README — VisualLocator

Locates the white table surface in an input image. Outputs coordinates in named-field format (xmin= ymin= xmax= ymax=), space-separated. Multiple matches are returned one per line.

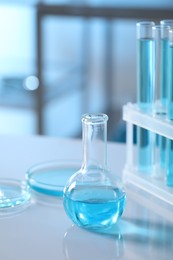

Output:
xmin=0 ymin=134 xmax=173 ymax=260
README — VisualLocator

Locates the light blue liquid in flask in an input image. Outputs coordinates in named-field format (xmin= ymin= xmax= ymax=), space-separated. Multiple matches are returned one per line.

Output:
xmin=63 ymin=114 xmax=126 ymax=230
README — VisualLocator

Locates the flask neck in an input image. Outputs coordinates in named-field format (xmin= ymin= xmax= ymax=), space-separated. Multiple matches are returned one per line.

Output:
xmin=81 ymin=114 xmax=108 ymax=170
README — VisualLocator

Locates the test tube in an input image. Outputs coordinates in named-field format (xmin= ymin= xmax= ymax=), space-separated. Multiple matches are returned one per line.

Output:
xmin=136 ymin=21 xmax=155 ymax=112
xmin=136 ymin=21 xmax=155 ymax=172
xmin=160 ymin=20 xmax=173 ymax=109
xmin=160 ymin=20 xmax=173 ymax=28
xmin=167 ymin=29 xmax=173 ymax=119
xmin=152 ymin=25 xmax=170 ymax=175
xmin=160 ymin=21 xmax=173 ymax=185
xmin=166 ymin=138 xmax=173 ymax=186
xmin=166 ymin=29 xmax=173 ymax=186
xmin=153 ymin=25 xmax=170 ymax=114
xmin=136 ymin=127 xmax=155 ymax=172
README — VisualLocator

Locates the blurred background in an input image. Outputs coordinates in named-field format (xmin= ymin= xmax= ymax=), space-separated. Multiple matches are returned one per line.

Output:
xmin=0 ymin=0 xmax=172 ymax=141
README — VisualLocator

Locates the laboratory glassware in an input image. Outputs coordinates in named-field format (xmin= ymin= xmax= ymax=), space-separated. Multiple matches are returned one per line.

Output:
xmin=136 ymin=21 xmax=155 ymax=172
xmin=136 ymin=21 xmax=155 ymax=112
xmin=167 ymin=28 xmax=173 ymax=120
xmin=152 ymin=25 xmax=170 ymax=174
xmin=63 ymin=113 xmax=126 ymax=231
xmin=26 ymin=160 xmax=81 ymax=197
xmin=153 ymin=25 xmax=170 ymax=114
xmin=160 ymin=20 xmax=173 ymax=115
xmin=166 ymin=28 xmax=173 ymax=186
xmin=0 ymin=178 xmax=30 ymax=216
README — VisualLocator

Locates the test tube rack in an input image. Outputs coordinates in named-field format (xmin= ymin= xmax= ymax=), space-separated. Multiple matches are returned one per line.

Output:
xmin=123 ymin=102 xmax=173 ymax=206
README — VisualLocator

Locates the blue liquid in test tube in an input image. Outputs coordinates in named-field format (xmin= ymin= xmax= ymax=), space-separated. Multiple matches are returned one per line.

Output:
xmin=137 ymin=38 xmax=154 ymax=111
xmin=160 ymin=20 xmax=173 ymax=110
xmin=166 ymin=29 xmax=173 ymax=186
xmin=161 ymin=38 xmax=170 ymax=108
xmin=153 ymin=25 xmax=170 ymax=172
xmin=166 ymin=139 xmax=173 ymax=186
xmin=137 ymin=126 xmax=154 ymax=172
xmin=136 ymin=21 xmax=155 ymax=172
xmin=159 ymin=37 xmax=169 ymax=170
xmin=160 ymin=21 xmax=173 ymax=180
xmin=159 ymin=136 xmax=166 ymax=170
xmin=168 ymin=41 xmax=173 ymax=119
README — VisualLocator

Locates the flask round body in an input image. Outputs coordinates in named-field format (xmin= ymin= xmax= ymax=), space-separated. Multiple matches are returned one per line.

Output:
xmin=63 ymin=114 xmax=126 ymax=230
xmin=63 ymin=169 xmax=126 ymax=230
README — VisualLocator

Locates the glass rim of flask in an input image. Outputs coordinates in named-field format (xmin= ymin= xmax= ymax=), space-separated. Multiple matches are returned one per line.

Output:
xmin=81 ymin=113 xmax=108 ymax=124
xmin=136 ymin=20 xmax=155 ymax=39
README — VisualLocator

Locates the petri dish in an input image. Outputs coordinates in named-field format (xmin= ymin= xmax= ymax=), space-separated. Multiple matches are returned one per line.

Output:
xmin=0 ymin=178 xmax=31 ymax=214
xmin=26 ymin=160 xmax=81 ymax=197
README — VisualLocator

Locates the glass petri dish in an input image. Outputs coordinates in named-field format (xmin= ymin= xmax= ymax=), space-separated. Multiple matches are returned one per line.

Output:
xmin=0 ymin=178 xmax=30 ymax=214
xmin=26 ymin=160 xmax=81 ymax=197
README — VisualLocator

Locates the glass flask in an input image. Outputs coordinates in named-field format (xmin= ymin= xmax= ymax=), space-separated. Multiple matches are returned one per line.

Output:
xmin=63 ymin=113 xmax=126 ymax=231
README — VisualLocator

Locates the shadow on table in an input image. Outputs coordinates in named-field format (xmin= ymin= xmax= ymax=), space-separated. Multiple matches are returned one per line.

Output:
xmin=63 ymin=217 xmax=173 ymax=259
